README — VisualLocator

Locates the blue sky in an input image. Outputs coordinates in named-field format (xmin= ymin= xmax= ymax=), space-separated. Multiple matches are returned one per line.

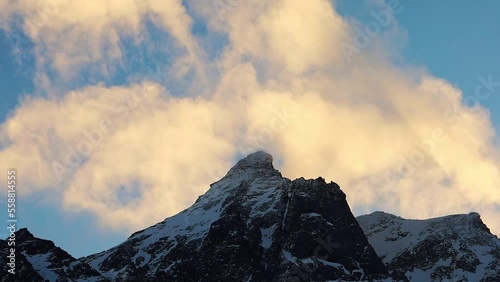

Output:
xmin=336 ymin=0 xmax=500 ymax=131
xmin=1 ymin=1 xmax=499 ymax=258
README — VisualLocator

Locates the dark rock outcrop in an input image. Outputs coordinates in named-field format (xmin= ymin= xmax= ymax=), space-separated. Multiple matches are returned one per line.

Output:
xmin=3 ymin=152 xmax=498 ymax=281
xmin=81 ymin=151 xmax=389 ymax=281
xmin=1 ymin=228 xmax=108 ymax=282
xmin=357 ymin=211 xmax=500 ymax=282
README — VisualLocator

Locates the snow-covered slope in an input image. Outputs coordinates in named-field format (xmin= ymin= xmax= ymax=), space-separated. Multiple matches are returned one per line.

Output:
xmin=357 ymin=211 xmax=500 ymax=282
xmin=0 ymin=228 xmax=107 ymax=282
xmin=4 ymin=151 xmax=499 ymax=281
xmin=80 ymin=151 xmax=388 ymax=281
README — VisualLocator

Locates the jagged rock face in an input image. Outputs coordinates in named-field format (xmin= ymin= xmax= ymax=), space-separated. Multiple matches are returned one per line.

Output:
xmin=1 ymin=235 xmax=45 ymax=282
xmin=357 ymin=211 xmax=500 ymax=282
xmin=82 ymin=151 xmax=389 ymax=281
xmin=0 ymin=228 xmax=107 ymax=282
xmin=5 ymin=152 xmax=499 ymax=281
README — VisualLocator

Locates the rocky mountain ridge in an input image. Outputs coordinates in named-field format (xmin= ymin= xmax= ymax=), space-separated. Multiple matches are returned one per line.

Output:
xmin=1 ymin=228 xmax=106 ymax=281
xmin=357 ymin=211 xmax=500 ymax=282
xmin=78 ymin=151 xmax=388 ymax=281
xmin=2 ymin=152 xmax=499 ymax=281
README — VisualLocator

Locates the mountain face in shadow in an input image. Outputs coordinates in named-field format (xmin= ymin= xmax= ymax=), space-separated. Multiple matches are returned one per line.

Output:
xmin=2 ymin=152 xmax=498 ymax=281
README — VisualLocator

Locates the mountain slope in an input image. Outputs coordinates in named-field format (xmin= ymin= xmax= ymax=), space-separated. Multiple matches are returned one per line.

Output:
xmin=4 ymin=151 xmax=499 ymax=281
xmin=357 ymin=211 xmax=500 ymax=282
xmin=1 ymin=228 xmax=107 ymax=282
xmin=80 ymin=151 xmax=388 ymax=281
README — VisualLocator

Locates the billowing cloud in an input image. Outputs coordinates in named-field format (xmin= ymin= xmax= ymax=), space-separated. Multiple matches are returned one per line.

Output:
xmin=0 ymin=0 xmax=499 ymax=235
xmin=0 ymin=0 xmax=205 ymax=93
xmin=0 ymin=81 xmax=239 ymax=230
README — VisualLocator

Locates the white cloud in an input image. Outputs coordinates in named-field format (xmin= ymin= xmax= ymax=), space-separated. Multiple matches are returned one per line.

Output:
xmin=0 ymin=0 xmax=499 ymax=236
xmin=1 ymin=82 xmax=236 ymax=229
xmin=0 ymin=0 xmax=205 ymax=93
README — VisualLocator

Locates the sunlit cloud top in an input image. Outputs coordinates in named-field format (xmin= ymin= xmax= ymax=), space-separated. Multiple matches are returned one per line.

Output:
xmin=0 ymin=0 xmax=499 ymax=237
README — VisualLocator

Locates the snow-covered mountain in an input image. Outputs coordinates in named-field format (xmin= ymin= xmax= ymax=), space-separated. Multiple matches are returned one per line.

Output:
xmin=2 ymin=151 xmax=499 ymax=281
xmin=357 ymin=211 xmax=500 ymax=282
xmin=0 ymin=228 xmax=107 ymax=282
xmin=80 ymin=151 xmax=388 ymax=281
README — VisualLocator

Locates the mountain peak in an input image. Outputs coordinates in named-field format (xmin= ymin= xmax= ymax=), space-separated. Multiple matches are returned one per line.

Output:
xmin=232 ymin=150 xmax=273 ymax=169
xmin=82 ymin=151 xmax=389 ymax=281
xmin=358 ymin=211 xmax=500 ymax=281
xmin=15 ymin=227 xmax=34 ymax=240
xmin=467 ymin=211 xmax=491 ymax=233
xmin=8 ymin=152 xmax=500 ymax=281
xmin=225 ymin=151 xmax=280 ymax=179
